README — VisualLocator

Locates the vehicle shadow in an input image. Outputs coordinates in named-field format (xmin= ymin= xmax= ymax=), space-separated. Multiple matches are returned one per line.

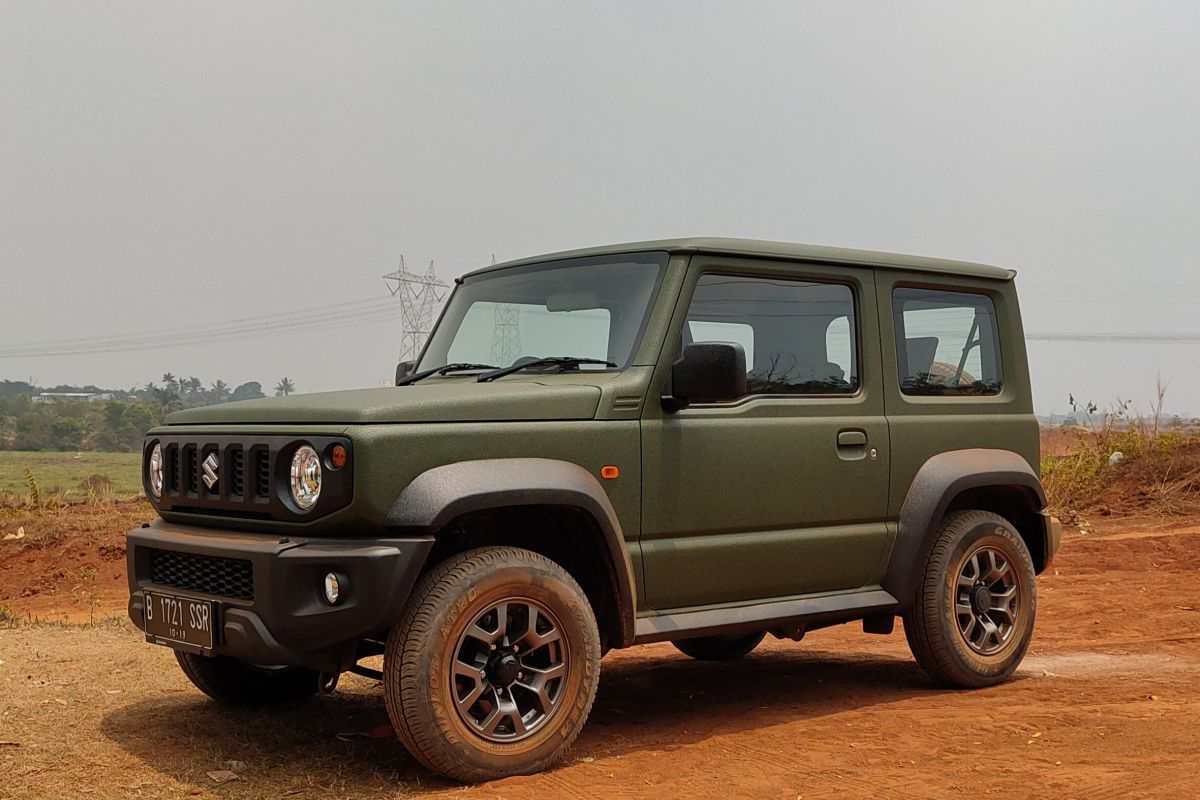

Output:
xmin=99 ymin=644 xmax=946 ymax=794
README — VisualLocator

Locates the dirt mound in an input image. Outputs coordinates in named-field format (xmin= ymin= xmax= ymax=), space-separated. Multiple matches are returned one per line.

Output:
xmin=78 ymin=473 xmax=115 ymax=494
xmin=1041 ymin=428 xmax=1200 ymax=519
xmin=1096 ymin=439 xmax=1200 ymax=516
xmin=0 ymin=499 xmax=151 ymax=620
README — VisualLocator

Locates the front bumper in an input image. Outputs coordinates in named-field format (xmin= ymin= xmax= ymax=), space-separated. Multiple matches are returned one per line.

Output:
xmin=127 ymin=520 xmax=433 ymax=672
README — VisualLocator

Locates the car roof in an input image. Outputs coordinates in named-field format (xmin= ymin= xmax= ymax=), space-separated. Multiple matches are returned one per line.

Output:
xmin=463 ymin=237 xmax=1015 ymax=281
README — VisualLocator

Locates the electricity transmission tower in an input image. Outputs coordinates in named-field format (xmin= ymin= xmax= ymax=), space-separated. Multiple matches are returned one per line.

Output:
xmin=382 ymin=256 xmax=449 ymax=362
xmin=488 ymin=253 xmax=522 ymax=366
xmin=491 ymin=303 xmax=522 ymax=366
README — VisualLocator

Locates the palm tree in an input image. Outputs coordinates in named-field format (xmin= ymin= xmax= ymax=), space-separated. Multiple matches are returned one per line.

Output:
xmin=184 ymin=376 xmax=203 ymax=401
xmin=153 ymin=386 xmax=180 ymax=412
xmin=210 ymin=380 xmax=230 ymax=403
xmin=161 ymin=373 xmax=178 ymax=394
xmin=274 ymin=377 xmax=295 ymax=397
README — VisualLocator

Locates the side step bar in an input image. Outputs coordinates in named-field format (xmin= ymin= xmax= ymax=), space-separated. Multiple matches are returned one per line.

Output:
xmin=632 ymin=589 xmax=899 ymax=645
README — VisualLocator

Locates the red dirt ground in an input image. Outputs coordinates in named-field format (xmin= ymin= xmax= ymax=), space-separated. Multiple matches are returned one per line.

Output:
xmin=3 ymin=508 xmax=1200 ymax=799
xmin=0 ymin=500 xmax=151 ymax=621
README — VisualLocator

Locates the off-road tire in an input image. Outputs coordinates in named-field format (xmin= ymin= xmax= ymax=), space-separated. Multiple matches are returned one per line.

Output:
xmin=904 ymin=510 xmax=1037 ymax=688
xmin=672 ymin=631 xmax=765 ymax=661
xmin=175 ymin=652 xmax=321 ymax=705
xmin=384 ymin=547 xmax=601 ymax=782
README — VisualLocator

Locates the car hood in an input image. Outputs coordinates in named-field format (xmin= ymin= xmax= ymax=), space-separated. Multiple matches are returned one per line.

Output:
xmin=163 ymin=379 xmax=603 ymax=426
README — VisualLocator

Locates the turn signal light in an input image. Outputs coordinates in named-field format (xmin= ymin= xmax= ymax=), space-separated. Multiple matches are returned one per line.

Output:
xmin=329 ymin=444 xmax=348 ymax=470
xmin=600 ymin=465 xmax=620 ymax=480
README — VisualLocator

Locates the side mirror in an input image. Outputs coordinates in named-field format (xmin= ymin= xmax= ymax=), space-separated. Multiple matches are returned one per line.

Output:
xmin=395 ymin=360 xmax=416 ymax=386
xmin=663 ymin=342 xmax=747 ymax=412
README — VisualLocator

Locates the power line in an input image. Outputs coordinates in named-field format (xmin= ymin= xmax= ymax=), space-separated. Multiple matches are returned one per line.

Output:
xmin=0 ymin=296 xmax=393 ymax=353
xmin=0 ymin=299 xmax=398 ymax=358
xmin=5 ymin=288 xmax=1200 ymax=360
xmin=1026 ymin=332 xmax=1200 ymax=344
xmin=0 ymin=313 xmax=399 ymax=358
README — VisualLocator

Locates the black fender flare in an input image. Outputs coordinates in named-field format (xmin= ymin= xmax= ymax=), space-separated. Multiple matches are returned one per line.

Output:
xmin=884 ymin=448 xmax=1047 ymax=609
xmin=385 ymin=458 xmax=637 ymax=647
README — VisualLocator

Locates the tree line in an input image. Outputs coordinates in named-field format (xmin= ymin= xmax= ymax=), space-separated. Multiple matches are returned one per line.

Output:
xmin=0 ymin=375 xmax=297 ymax=452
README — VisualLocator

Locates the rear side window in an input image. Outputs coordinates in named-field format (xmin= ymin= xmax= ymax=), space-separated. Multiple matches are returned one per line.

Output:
xmin=892 ymin=288 xmax=1003 ymax=396
xmin=684 ymin=274 xmax=858 ymax=395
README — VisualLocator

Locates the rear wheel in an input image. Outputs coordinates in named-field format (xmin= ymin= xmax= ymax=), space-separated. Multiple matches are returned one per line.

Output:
xmin=174 ymin=652 xmax=320 ymax=705
xmin=904 ymin=510 xmax=1037 ymax=688
xmin=672 ymin=631 xmax=765 ymax=661
xmin=384 ymin=547 xmax=601 ymax=782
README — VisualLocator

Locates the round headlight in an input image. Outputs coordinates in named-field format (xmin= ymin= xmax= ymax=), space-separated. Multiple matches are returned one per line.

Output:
xmin=289 ymin=444 xmax=322 ymax=510
xmin=147 ymin=442 xmax=163 ymax=499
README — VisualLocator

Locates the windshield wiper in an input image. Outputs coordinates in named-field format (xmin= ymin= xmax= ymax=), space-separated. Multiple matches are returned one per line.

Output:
xmin=397 ymin=362 xmax=498 ymax=386
xmin=476 ymin=356 xmax=616 ymax=383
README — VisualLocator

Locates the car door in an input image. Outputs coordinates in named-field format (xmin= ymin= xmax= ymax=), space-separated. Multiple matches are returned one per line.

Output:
xmin=639 ymin=255 xmax=892 ymax=610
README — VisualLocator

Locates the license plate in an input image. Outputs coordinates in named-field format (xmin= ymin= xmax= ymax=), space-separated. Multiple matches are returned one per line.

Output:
xmin=144 ymin=591 xmax=216 ymax=650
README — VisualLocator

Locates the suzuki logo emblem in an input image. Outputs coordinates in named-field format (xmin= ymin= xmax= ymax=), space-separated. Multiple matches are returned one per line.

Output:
xmin=201 ymin=452 xmax=219 ymax=490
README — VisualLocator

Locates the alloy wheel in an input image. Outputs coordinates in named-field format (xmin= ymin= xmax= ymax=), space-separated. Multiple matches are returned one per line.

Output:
xmin=449 ymin=598 xmax=569 ymax=743
xmin=954 ymin=545 xmax=1021 ymax=655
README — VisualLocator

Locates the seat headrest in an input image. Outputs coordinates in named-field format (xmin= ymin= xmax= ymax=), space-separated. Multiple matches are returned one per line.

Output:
xmin=906 ymin=337 xmax=939 ymax=378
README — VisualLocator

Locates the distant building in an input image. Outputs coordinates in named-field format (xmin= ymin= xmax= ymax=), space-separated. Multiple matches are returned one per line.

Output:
xmin=31 ymin=391 xmax=114 ymax=404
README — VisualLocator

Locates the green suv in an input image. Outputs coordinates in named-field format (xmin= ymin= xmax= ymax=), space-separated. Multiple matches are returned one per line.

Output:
xmin=128 ymin=238 xmax=1061 ymax=781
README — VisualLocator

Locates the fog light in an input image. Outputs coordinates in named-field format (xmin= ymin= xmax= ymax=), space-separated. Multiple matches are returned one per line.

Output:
xmin=323 ymin=572 xmax=342 ymax=605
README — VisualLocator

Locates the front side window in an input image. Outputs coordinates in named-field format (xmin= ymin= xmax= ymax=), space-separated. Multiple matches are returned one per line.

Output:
xmin=892 ymin=287 xmax=1003 ymax=396
xmin=683 ymin=273 xmax=859 ymax=396
xmin=419 ymin=252 xmax=668 ymax=372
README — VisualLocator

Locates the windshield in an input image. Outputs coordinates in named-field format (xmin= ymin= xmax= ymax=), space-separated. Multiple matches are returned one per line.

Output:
xmin=417 ymin=252 xmax=668 ymax=373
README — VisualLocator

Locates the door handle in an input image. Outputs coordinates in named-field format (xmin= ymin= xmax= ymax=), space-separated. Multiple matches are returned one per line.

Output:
xmin=837 ymin=430 xmax=867 ymax=448
xmin=837 ymin=429 xmax=869 ymax=461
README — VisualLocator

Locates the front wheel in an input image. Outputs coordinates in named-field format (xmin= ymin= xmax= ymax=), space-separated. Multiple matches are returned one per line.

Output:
xmin=384 ymin=547 xmax=601 ymax=782
xmin=174 ymin=652 xmax=320 ymax=705
xmin=903 ymin=510 xmax=1038 ymax=688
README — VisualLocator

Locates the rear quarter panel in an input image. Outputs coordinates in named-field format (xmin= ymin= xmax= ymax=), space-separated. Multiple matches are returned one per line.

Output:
xmin=875 ymin=270 xmax=1040 ymax=521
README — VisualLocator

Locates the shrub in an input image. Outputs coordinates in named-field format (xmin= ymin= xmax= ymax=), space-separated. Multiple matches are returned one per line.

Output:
xmin=1042 ymin=382 xmax=1200 ymax=517
xmin=23 ymin=467 xmax=42 ymax=508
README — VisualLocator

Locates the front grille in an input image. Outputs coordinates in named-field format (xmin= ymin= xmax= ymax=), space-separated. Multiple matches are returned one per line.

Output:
xmin=164 ymin=445 xmax=179 ymax=494
xmin=149 ymin=548 xmax=254 ymax=600
xmin=159 ymin=440 xmax=275 ymax=510
xmin=254 ymin=449 xmax=271 ymax=500
xmin=229 ymin=449 xmax=245 ymax=498
xmin=183 ymin=445 xmax=199 ymax=495
xmin=149 ymin=434 xmax=351 ymax=521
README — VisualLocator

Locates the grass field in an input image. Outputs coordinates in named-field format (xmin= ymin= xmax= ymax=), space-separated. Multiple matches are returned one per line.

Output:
xmin=0 ymin=450 xmax=142 ymax=497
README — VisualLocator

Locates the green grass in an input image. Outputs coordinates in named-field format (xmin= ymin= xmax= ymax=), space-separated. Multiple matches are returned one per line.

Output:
xmin=0 ymin=451 xmax=142 ymax=497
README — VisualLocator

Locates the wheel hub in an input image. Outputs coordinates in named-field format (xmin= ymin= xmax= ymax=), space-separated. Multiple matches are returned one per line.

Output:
xmin=969 ymin=585 xmax=993 ymax=615
xmin=488 ymin=652 xmax=521 ymax=686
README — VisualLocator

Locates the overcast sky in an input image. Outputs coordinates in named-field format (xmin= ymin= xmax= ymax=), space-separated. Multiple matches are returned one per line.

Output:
xmin=2 ymin=2 xmax=1199 ymax=415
